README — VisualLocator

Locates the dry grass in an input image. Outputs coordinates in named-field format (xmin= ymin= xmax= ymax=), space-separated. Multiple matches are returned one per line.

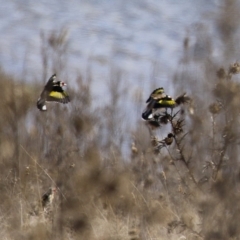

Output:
xmin=2 ymin=3 xmax=240 ymax=239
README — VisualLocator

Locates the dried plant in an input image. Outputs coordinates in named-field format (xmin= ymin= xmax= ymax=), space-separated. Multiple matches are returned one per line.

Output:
xmin=3 ymin=4 xmax=240 ymax=239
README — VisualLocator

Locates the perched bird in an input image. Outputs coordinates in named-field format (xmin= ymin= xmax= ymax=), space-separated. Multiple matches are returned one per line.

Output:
xmin=161 ymin=133 xmax=175 ymax=146
xmin=146 ymin=87 xmax=166 ymax=103
xmin=156 ymin=133 xmax=175 ymax=150
xmin=37 ymin=74 xmax=70 ymax=111
xmin=41 ymin=187 xmax=58 ymax=223
xmin=42 ymin=187 xmax=57 ymax=209
xmin=142 ymin=95 xmax=176 ymax=120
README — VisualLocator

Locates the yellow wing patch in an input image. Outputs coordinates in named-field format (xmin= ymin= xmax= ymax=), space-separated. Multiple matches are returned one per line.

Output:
xmin=49 ymin=91 xmax=66 ymax=99
xmin=159 ymin=99 xmax=175 ymax=106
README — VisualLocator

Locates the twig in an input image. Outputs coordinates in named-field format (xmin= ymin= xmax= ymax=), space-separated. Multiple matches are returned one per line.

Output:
xmin=20 ymin=144 xmax=66 ymax=200
xmin=178 ymin=132 xmax=189 ymax=143
xmin=212 ymin=142 xmax=228 ymax=181
xmin=130 ymin=181 xmax=149 ymax=210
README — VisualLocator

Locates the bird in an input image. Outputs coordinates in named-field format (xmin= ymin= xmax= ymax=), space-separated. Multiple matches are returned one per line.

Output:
xmin=162 ymin=133 xmax=175 ymax=146
xmin=42 ymin=187 xmax=57 ymax=209
xmin=142 ymin=87 xmax=165 ymax=120
xmin=41 ymin=187 xmax=58 ymax=223
xmin=37 ymin=74 xmax=70 ymax=111
xmin=145 ymin=87 xmax=166 ymax=103
xmin=142 ymin=95 xmax=176 ymax=120
xmin=156 ymin=133 xmax=175 ymax=150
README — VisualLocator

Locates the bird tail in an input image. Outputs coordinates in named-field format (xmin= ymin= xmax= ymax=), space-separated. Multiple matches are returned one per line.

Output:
xmin=142 ymin=99 xmax=157 ymax=120
xmin=37 ymin=98 xmax=47 ymax=111
xmin=142 ymin=108 xmax=153 ymax=120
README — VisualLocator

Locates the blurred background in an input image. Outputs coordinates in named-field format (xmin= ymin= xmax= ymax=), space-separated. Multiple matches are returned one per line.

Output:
xmin=1 ymin=0 xmax=240 ymax=239
xmin=1 ymin=0 xmax=217 ymax=87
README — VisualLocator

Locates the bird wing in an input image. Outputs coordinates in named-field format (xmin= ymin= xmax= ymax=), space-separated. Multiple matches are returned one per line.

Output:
xmin=142 ymin=99 xmax=157 ymax=120
xmin=44 ymin=74 xmax=57 ymax=89
xmin=151 ymin=92 xmax=166 ymax=100
xmin=47 ymin=91 xmax=70 ymax=103
xmin=146 ymin=88 xmax=165 ymax=103
xmin=37 ymin=98 xmax=47 ymax=111
xmin=154 ymin=97 xmax=176 ymax=108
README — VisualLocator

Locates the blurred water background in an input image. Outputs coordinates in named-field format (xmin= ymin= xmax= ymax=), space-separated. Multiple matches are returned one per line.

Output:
xmin=0 ymin=0 xmax=218 ymax=89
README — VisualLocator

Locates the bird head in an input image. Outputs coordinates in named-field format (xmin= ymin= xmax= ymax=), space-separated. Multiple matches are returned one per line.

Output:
xmin=60 ymin=81 xmax=67 ymax=87
xmin=167 ymin=133 xmax=174 ymax=138
xmin=53 ymin=81 xmax=67 ymax=87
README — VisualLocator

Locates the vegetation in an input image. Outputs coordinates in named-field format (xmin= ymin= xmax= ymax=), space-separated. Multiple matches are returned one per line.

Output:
xmin=2 ymin=2 xmax=240 ymax=239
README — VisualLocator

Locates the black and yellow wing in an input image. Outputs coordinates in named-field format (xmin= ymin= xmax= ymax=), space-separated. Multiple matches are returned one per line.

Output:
xmin=47 ymin=86 xmax=70 ymax=104
xmin=154 ymin=96 xmax=176 ymax=109
xmin=37 ymin=75 xmax=70 ymax=111
xmin=146 ymin=87 xmax=165 ymax=103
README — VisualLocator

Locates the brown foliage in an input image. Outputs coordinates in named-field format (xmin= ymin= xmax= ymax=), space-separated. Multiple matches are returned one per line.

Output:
xmin=3 ymin=6 xmax=240 ymax=238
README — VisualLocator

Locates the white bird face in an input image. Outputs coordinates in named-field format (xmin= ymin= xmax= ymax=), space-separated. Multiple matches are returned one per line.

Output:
xmin=60 ymin=81 xmax=67 ymax=87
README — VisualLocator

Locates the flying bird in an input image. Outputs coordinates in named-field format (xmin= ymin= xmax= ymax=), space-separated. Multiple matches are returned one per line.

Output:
xmin=142 ymin=95 xmax=176 ymax=120
xmin=37 ymin=74 xmax=70 ymax=111
xmin=145 ymin=87 xmax=166 ymax=103
xmin=142 ymin=87 xmax=166 ymax=120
